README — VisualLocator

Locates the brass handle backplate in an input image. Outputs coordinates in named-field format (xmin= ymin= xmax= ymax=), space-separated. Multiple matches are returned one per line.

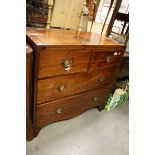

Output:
xmin=106 ymin=56 xmax=111 ymax=63
xmin=57 ymin=84 xmax=66 ymax=92
xmin=56 ymin=108 xmax=62 ymax=114
xmin=62 ymin=58 xmax=73 ymax=71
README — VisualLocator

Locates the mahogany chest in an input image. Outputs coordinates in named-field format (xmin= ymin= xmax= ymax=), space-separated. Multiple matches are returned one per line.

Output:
xmin=26 ymin=27 xmax=125 ymax=140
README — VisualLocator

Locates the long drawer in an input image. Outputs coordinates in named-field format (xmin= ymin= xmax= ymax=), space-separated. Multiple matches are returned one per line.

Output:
xmin=38 ymin=48 xmax=91 ymax=78
xmin=36 ymin=86 xmax=111 ymax=127
xmin=37 ymin=65 xmax=119 ymax=104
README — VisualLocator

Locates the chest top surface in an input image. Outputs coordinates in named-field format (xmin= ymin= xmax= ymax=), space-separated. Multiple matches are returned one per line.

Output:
xmin=26 ymin=27 xmax=124 ymax=48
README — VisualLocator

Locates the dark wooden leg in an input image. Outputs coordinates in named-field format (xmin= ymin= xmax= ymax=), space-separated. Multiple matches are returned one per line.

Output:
xmin=97 ymin=105 xmax=104 ymax=112
xmin=33 ymin=127 xmax=41 ymax=138
xmin=26 ymin=126 xmax=34 ymax=141
xmin=26 ymin=126 xmax=41 ymax=141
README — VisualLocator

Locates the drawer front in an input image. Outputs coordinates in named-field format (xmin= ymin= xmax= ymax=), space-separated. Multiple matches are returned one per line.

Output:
xmin=37 ymin=65 xmax=119 ymax=104
xmin=36 ymin=86 xmax=111 ymax=127
xmin=90 ymin=50 xmax=124 ymax=71
xmin=38 ymin=48 xmax=90 ymax=78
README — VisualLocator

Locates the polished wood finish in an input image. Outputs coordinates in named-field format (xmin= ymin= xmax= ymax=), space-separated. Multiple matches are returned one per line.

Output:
xmin=26 ymin=27 xmax=124 ymax=47
xmin=38 ymin=48 xmax=90 ymax=78
xmin=26 ymin=43 xmax=33 ymax=140
xmin=36 ymin=86 xmax=111 ymax=128
xmin=26 ymin=27 xmax=125 ymax=140
xmin=37 ymin=65 xmax=119 ymax=104
xmin=90 ymin=50 xmax=124 ymax=71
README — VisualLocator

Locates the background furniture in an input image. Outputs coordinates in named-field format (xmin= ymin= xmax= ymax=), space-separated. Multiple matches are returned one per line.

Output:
xmin=46 ymin=0 xmax=88 ymax=31
xmin=108 ymin=12 xmax=129 ymax=45
xmin=26 ymin=0 xmax=48 ymax=27
xmin=26 ymin=27 xmax=125 ymax=140
xmin=87 ymin=0 xmax=101 ymax=31
xmin=106 ymin=0 xmax=129 ymax=45
xmin=50 ymin=0 xmax=84 ymax=29
xmin=26 ymin=0 xmax=88 ymax=30
xmin=86 ymin=0 xmax=101 ymax=21
xmin=105 ymin=0 xmax=129 ymax=82
xmin=101 ymin=0 xmax=114 ymax=35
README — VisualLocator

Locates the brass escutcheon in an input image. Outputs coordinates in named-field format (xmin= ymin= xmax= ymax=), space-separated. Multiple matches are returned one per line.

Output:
xmin=106 ymin=56 xmax=111 ymax=62
xmin=57 ymin=85 xmax=66 ymax=92
xmin=99 ymin=76 xmax=105 ymax=82
xmin=56 ymin=108 xmax=62 ymax=114
xmin=62 ymin=58 xmax=73 ymax=68
xmin=93 ymin=96 xmax=98 ymax=102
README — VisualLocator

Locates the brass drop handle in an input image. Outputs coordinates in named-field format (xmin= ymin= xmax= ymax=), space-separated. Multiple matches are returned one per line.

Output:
xmin=106 ymin=56 xmax=111 ymax=62
xmin=56 ymin=108 xmax=62 ymax=114
xmin=57 ymin=85 xmax=66 ymax=92
xmin=99 ymin=76 xmax=105 ymax=82
xmin=93 ymin=96 xmax=98 ymax=102
xmin=62 ymin=59 xmax=73 ymax=68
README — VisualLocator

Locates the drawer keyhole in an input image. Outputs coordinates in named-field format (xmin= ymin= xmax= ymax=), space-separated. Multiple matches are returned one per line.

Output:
xmin=56 ymin=108 xmax=62 ymax=114
xmin=106 ymin=56 xmax=112 ymax=63
xmin=99 ymin=76 xmax=105 ymax=82
xmin=57 ymin=85 xmax=66 ymax=92
xmin=93 ymin=96 xmax=98 ymax=102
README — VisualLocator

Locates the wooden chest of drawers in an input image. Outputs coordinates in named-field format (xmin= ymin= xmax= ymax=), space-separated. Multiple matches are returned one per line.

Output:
xmin=26 ymin=27 xmax=125 ymax=140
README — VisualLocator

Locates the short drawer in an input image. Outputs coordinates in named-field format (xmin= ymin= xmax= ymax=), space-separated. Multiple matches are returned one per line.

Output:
xmin=36 ymin=86 xmax=111 ymax=127
xmin=37 ymin=65 xmax=119 ymax=104
xmin=38 ymin=48 xmax=90 ymax=78
xmin=90 ymin=50 xmax=124 ymax=71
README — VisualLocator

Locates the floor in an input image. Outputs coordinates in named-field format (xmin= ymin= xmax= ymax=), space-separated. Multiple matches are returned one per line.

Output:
xmin=27 ymin=102 xmax=129 ymax=155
